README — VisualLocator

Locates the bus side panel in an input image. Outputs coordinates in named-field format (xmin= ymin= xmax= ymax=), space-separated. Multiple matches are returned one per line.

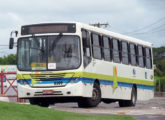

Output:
xmin=137 ymin=89 xmax=154 ymax=101
xmin=84 ymin=59 xmax=154 ymax=101
xmin=98 ymin=61 xmax=132 ymax=100
xmin=84 ymin=60 xmax=132 ymax=100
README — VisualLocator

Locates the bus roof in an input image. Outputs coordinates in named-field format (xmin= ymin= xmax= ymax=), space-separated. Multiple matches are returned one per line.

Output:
xmin=75 ymin=22 xmax=152 ymax=47
xmin=20 ymin=21 xmax=152 ymax=47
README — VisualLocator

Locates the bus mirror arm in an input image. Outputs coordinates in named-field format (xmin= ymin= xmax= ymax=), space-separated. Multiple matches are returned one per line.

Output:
xmin=9 ymin=31 xmax=18 ymax=49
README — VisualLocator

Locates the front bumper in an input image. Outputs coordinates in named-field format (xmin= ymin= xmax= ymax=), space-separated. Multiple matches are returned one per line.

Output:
xmin=17 ymin=81 xmax=92 ymax=98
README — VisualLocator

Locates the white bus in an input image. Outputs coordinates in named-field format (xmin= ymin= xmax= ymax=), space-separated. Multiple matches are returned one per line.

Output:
xmin=9 ymin=22 xmax=154 ymax=107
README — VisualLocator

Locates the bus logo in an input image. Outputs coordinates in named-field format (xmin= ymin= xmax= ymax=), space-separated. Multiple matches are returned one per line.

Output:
xmin=133 ymin=68 xmax=136 ymax=75
xmin=145 ymin=72 xmax=147 ymax=79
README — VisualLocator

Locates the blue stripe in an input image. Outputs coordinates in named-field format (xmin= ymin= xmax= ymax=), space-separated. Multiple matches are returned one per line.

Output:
xmin=118 ymin=82 xmax=133 ymax=88
xmin=17 ymin=77 xmax=154 ymax=90
xmin=137 ymin=84 xmax=154 ymax=90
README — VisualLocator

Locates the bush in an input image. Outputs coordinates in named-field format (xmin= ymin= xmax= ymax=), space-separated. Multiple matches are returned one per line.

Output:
xmin=155 ymin=76 xmax=165 ymax=92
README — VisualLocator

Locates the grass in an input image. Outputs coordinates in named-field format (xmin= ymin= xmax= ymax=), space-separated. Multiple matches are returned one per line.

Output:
xmin=0 ymin=101 xmax=136 ymax=120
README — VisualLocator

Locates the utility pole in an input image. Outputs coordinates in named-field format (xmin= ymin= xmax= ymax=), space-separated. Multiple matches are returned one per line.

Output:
xmin=90 ymin=22 xmax=109 ymax=28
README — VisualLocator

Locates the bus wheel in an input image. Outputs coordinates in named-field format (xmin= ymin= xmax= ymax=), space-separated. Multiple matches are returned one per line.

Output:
xmin=38 ymin=102 xmax=49 ymax=107
xmin=119 ymin=87 xmax=137 ymax=107
xmin=29 ymin=99 xmax=49 ymax=107
xmin=78 ymin=83 xmax=101 ymax=108
xmin=29 ymin=99 xmax=37 ymax=105
xmin=129 ymin=87 xmax=137 ymax=106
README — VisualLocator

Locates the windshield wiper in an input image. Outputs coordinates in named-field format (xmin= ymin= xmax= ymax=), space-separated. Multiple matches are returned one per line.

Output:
xmin=52 ymin=33 xmax=63 ymax=50
xmin=30 ymin=36 xmax=46 ymax=53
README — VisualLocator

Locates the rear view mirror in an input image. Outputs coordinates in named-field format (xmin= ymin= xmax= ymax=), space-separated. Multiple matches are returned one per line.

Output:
xmin=9 ymin=38 xmax=14 ymax=49
xmin=9 ymin=30 xmax=18 ymax=49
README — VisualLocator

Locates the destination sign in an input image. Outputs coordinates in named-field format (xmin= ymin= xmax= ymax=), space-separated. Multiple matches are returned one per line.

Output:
xmin=21 ymin=23 xmax=76 ymax=35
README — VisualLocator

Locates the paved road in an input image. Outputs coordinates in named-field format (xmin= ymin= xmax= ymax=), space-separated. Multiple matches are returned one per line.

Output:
xmin=1 ymin=86 xmax=165 ymax=120
xmin=50 ymin=97 xmax=165 ymax=120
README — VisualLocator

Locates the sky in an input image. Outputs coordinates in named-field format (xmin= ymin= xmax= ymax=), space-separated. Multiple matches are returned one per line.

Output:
xmin=0 ymin=0 xmax=165 ymax=56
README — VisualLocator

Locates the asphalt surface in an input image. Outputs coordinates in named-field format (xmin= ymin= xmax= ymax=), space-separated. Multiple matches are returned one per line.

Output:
xmin=1 ymin=86 xmax=165 ymax=120
xmin=50 ymin=97 xmax=165 ymax=120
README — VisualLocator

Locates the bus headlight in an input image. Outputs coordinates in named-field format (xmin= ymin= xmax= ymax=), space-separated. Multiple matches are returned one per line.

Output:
xmin=75 ymin=77 xmax=79 ymax=81
xmin=24 ymin=81 xmax=28 ymax=85
xmin=19 ymin=79 xmax=24 ymax=84
xmin=70 ymin=77 xmax=79 ymax=83
xmin=18 ymin=79 xmax=29 ymax=85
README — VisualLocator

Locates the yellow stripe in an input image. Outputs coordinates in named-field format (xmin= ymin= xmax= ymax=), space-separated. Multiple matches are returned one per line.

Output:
xmin=17 ymin=72 xmax=154 ymax=86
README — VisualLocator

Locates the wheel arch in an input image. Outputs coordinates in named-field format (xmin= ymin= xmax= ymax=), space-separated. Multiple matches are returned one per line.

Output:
xmin=132 ymin=84 xmax=137 ymax=99
xmin=93 ymin=79 xmax=100 ymax=87
xmin=93 ymin=79 xmax=102 ymax=97
xmin=132 ymin=84 xmax=137 ymax=93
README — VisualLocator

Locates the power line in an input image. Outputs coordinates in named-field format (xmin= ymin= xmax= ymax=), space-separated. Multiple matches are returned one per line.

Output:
xmin=130 ymin=24 xmax=165 ymax=35
xmin=123 ymin=17 xmax=165 ymax=35
xmin=131 ymin=28 xmax=165 ymax=35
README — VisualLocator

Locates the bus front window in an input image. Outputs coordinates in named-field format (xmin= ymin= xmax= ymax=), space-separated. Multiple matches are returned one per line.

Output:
xmin=17 ymin=36 xmax=81 ymax=71
xmin=48 ymin=36 xmax=81 ymax=70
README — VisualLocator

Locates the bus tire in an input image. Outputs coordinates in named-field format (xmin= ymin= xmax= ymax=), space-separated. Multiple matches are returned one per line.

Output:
xmin=38 ymin=102 xmax=49 ymax=107
xmin=118 ymin=100 xmax=127 ymax=107
xmin=128 ymin=87 xmax=137 ymax=106
xmin=78 ymin=83 xmax=101 ymax=108
xmin=119 ymin=87 xmax=137 ymax=107
xmin=29 ymin=99 xmax=49 ymax=107
xmin=29 ymin=99 xmax=37 ymax=105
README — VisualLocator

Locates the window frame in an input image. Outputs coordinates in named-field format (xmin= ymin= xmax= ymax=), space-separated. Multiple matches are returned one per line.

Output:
xmin=129 ymin=43 xmax=137 ymax=66
xmin=137 ymin=45 xmax=145 ymax=68
xmin=91 ymin=33 xmax=102 ymax=60
xmin=112 ymin=38 xmax=121 ymax=63
xmin=145 ymin=47 xmax=152 ymax=69
xmin=82 ymin=29 xmax=92 ymax=68
xmin=121 ymin=41 xmax=129 ymax=65
xmin=102 ymin=36 xmax=112 ymax=61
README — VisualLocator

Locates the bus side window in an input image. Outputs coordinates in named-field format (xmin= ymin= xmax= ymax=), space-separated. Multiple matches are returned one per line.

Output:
xmin=142 ymin=47 xmax=146 ymax=67
xmin=130 ymin=43 xmax=137 ymax=66
xmin=121 ymin=41 xmax=129 ymax=65
xmin=103 ymin=36 xmax=111 ymax=61
xmin=91 ymin=33 xmax=102 ymax=59
xmin=112 ymin=38 xmax=120 ymax=63
xmin=150 ymin=48 xmax=153 ymax=69
xmin=138 ymin=45 xmax=144 ymax=67
xmin=145 ymin=47 xmax=152 ymax=69
xmin=82 ymin=30 xmax=92 ymax=67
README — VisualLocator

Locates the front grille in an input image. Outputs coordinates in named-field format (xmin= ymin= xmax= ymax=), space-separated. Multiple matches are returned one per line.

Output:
xmin=30 ymin=72 xmax=75 ymax=87
xmin=34 ymin=91 xmax=63 ymax=96
xmin=30 ymin=72 xmax=74 ymax=80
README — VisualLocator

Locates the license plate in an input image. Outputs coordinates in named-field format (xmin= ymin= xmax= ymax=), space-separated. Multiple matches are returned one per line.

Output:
xmin=42 ymin=90 xmax=54 ymax=94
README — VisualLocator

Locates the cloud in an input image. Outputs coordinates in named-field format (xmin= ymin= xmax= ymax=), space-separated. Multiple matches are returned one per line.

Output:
xmin=0 ymin=0 xmax=164 ymax=51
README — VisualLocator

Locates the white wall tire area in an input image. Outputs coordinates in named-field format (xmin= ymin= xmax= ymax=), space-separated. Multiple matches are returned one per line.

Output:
xmin=77 ymin=82 xmax=101 ymax=108
xmin=119 ymin=87 xmax=137 ymax=107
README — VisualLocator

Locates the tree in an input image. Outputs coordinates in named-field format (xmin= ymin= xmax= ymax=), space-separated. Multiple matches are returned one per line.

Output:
xmin=160 ymin=59 xmax=165 ymax=76
xmin=0 ymin=54 xmax=16 ymax=65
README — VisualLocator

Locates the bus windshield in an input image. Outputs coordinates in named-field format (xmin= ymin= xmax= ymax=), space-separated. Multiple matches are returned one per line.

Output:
xmin=17 ymin=35 xmax=81 ymax=71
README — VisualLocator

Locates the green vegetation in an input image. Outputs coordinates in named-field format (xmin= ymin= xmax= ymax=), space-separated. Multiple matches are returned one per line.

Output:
xmin=0 ymin=54 xmax=16 ymax=65
xmin=0 ymin=102 xmax=136 ymax=120
xmin=154 ymin=76 xmax=165 ymax=92
xmin=153 ymin=47 xmax=165 ymax=92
